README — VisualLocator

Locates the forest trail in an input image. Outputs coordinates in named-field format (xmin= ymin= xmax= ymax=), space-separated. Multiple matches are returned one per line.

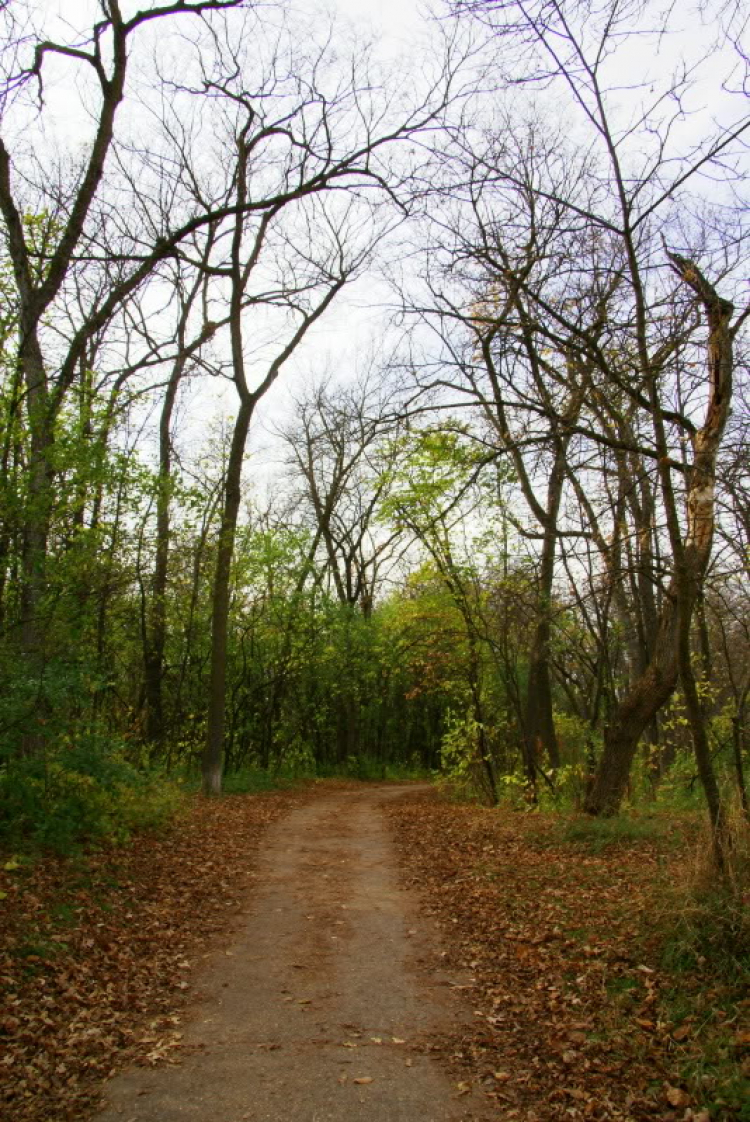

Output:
xmin=93 ymin=785 xmax=491 ymax=1122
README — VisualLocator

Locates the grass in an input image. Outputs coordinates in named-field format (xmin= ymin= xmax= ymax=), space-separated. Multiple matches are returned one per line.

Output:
xmin=551 ymin=811 xmax=689 ymax=853
xmin=551 ymin=803 xmax=750 ymax=1116
xmin=654 ymin=805 xmax=750 ymax=1118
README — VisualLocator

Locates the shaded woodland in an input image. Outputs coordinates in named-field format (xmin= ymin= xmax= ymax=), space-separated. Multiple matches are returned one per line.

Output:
xmin=0 ymin=0 xmax=747 ymax=866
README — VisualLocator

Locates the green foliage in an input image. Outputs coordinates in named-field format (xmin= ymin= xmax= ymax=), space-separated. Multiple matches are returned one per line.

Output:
xmin=440 ymin=711 xmax=481 ymax=780
xmin=219 ymin=766 xmax=303 ymax=795
xmin=536 ymin=763 xmax=590 ymax=811
xmin=0 ymin=735 xmax=185 ymax=854
xmin=438 ymin=711 xmax=500 ymax=804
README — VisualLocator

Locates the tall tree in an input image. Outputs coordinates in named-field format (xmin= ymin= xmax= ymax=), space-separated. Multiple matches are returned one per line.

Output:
xmin=440 ymin=0 xmax=750 ymax=833
xmin=0 ymin=0 xmax=243 ymax=751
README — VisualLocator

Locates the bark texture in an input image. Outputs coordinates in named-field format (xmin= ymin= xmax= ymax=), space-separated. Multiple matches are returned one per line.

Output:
xmin=585 ymin=255 xmax=738 ymax=815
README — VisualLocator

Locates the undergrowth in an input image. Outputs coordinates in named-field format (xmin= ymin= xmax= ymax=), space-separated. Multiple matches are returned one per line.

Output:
xmin=219 ymin=753 xmax=428 ymax=792
xmin=0 ymin=736 xmax=185 ymax=855
xmin=657 ymin=805 xmax=750 ymax=1118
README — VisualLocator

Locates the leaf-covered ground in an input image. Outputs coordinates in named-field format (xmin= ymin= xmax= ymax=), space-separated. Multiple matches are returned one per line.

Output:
xmin=2 ymin=782 xmax=748 ymax=1122
xmin=386 ymin=792 xmax=750 ymax=1122
xmin=0 ymin=787 xmax=313 ymax=1122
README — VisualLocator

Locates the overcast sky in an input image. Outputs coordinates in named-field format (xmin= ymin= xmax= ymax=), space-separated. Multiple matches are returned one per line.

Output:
xmin=8 ymin=1 xmax=748 ymax=478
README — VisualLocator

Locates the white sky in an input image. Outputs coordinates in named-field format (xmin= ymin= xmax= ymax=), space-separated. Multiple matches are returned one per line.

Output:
xmin=9 ymin=0 xmax=433 ymax=461
xmin=6 ymin=1 xmax=748 ymax=483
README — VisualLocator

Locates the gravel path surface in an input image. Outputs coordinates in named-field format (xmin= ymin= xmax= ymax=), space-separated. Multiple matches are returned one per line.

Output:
xmin=93 ymin=785 xmax=491 ymax=1122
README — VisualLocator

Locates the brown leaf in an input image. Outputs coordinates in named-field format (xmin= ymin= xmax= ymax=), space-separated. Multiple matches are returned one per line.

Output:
xmin=665 ymin=1084 xmax=691 ymax=1108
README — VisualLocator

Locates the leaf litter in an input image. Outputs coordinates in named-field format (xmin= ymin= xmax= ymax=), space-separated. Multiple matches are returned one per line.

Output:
xmin=385 ymin=791 xmax=749 ymax=1122
xmin=2 ymin=782 xmax=746 ymax=1122
xmin=0 ymin=788 xmax=310 ymax=1122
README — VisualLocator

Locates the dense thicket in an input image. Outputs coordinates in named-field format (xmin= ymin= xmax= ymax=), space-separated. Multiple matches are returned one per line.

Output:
xmin=0 ymin=0 xmax=748 ymax=863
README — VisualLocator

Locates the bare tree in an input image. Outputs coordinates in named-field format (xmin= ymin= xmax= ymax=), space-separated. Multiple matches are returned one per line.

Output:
xmin=0 ymin=0 xmax=245 ymax=750
xmin=433 ymin=0 xmax=749 ymax=846
xmin=280 ymin=371 xmax=405 ymax=617
xmin=0 ymin=1 xmax=463 ymax=773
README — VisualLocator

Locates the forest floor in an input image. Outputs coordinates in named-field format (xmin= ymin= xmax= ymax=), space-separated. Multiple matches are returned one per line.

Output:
xmin=1 ymin=782 xmax=748 ymax=1122
xmin=385 ymin=791 xmax=750 ymax=1122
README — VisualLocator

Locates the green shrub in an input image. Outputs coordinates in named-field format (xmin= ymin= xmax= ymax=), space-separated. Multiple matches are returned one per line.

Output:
xmin=0 ymin=734 xmax=185 ymax=854
xmin=220 ymin=766 xmax=301 ymax=794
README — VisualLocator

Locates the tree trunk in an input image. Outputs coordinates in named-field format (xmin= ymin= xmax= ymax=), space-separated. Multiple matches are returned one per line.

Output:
xmin=524 ymin=522 xmax=561 ymax=771
xmin=202 ymin=399 xmax=253 ymax=795
xmin=143 ymin=356 xmax=184 ymax=746
xmin=18 ymin=334 xmax=55 ymax=756
xmin=585 ymin=255 xmax=736 ymax=817
xmin=585 ymin=598 xmax=681 ymax=814
xmin=679 ymin=614 xmax=728 ymax=870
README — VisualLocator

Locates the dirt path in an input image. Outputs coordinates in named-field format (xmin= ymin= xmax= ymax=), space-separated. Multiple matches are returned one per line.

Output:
xmin=94 ymin=785 xmax=491 ymax=1122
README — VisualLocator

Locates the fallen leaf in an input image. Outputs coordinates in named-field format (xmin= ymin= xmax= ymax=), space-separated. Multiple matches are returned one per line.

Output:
xmin=665 ymin=1085 xmax=691 ymax=1108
